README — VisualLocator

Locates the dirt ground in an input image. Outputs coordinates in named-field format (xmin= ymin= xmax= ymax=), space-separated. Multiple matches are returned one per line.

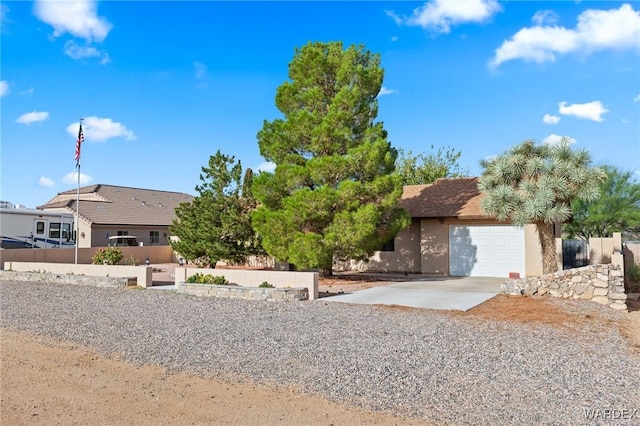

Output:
xmin=2 ymin=267 xmax=638 ymax=425
xmin=0 ymin=330 xmax=423 ymax=426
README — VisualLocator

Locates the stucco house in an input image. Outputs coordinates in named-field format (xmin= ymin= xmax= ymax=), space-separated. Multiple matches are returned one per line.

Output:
xmin=336 ymin=177 xmax=547 ymax=278
xmin=39 ymin=184 xmax=193 ymax=248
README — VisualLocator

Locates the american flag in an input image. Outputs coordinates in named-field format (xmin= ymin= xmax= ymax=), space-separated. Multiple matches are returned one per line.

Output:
xmin=74 ymin=123 xmax=84 ymax=166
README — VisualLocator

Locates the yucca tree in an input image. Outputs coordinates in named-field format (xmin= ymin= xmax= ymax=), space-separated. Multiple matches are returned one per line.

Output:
xmin=478 ymin=139 xmax=606 ymax=274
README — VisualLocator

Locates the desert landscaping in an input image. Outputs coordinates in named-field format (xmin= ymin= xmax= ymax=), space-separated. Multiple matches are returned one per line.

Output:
xmin=2 ymin=269 xmax=639 ymax=425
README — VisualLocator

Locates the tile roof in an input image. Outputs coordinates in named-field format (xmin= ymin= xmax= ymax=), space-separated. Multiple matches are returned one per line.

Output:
xmin=400 ymin=177 xmax=490 ymax=219
xmin=39 ymin=184 xmax=193 ymax=226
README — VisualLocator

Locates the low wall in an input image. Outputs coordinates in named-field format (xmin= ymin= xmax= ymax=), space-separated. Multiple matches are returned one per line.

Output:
xmin=3 ymin=262 xmax=153 ymax=288
xmin=0 ymin=270 xmax=133 ymax=288
xmin=502 ymin=264 xmax=626 ymax=310
xmin=0 ymin=245 xmax=175 ymax=268
xmin=175 ymin=267 xmax=318 ymax=300
xmin=177 ymin=283 xmax=308 ymax=301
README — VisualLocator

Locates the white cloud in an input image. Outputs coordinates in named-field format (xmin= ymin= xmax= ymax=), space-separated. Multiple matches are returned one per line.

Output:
xmin=16 ymin=111 xmax=50 ymax=125
xmin=63 ymin=41 xmax=110 ymax=64
xmin=66 ymin=116 xmax=136 ymax=142
xmin=387 ymin=0 xmax=501 ymax=33
xmin=483 ymin=154 xmax=497 ymax=162
xmin=20 ymin=87 xmax=34 ymax=96
xmin=33 ymin=0 xmax=111 ymax=43
xmin=1 ymin=4 xmax=9 ymax=31
xmin=542 ymin=114 xmax=560 ymax=124
xmin=378 ymin=86 xmax=396 ymax=96
xmin=634 ymin=94 xmax=640 ymax=102
xmin=490 ymin=4 xmax=640 ymax=68
xmin=64 ymin=40 xmax=100 ymax=59
xmin=391 ymin=36 xmax=398 ymax=42
xmin=38 ymin=177 xmax=54 ymax=187
xmin=63 ymin=171 xmax=93 ymax=185
xmin=0 ymin=80 xmax=8 ymax=97
xmin=532 ymin=10 xmax=558 ymax=26
xmin=194 ymin=61 xmax=207 ymax=79
xmin=621 ymin=118 xmax=630 ymax=124
xmin=542 ymin=134 xmax=576 ymax=145
xmin=558 ymin=100 xmax=608 ymax=122
xmin=257 ymin=162 xmax=276 ymax=173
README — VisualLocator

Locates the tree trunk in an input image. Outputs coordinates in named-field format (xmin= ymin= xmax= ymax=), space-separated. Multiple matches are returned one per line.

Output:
xmin=536 ymin=221 xmax=558 ymax=274
xmin=319 ymin=267 xmax=333 ymax=278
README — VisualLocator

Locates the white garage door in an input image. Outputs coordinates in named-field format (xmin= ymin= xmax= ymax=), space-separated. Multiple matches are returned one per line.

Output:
xmin=449 ymin=225 xmax=525 ymax=278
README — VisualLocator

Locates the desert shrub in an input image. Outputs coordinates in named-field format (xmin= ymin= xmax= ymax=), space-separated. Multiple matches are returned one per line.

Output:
xmin=92 ymin=247 xmax=124 ymax=265
xmin=259 ymin=281 xmax=274 ymax=288
xmin=185 ymin=273 xmax=229 ymax=285
xmin=124 ymin=255 xmax=139 ymax=266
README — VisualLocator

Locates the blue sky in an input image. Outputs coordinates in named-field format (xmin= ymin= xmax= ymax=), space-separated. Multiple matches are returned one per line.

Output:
xmin=1 ymin=0 xmax=639 ymax=208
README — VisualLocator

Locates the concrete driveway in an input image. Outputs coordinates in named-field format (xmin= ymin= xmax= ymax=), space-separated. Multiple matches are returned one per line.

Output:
xmin=322 ymin=277 xmax=503 ymax=311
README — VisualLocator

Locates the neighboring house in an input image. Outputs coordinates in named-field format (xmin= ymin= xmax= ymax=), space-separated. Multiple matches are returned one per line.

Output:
xmin=336 ymin=177 xmax=548 ymax=278
xmin=39 ymin=184 xmax=193 ymax=248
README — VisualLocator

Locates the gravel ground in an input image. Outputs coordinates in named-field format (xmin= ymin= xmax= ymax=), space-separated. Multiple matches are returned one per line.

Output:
xmin=2 ymin=280 xmax=639 ymax=425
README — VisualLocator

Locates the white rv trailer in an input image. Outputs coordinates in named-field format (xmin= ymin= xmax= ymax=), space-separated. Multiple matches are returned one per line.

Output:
xmin=0 ymin=206 xmax=75 ymax=249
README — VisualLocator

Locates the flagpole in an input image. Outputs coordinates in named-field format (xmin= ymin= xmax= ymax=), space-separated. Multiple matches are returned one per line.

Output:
xmin=74 ymin=118 xmax=84 ymax=265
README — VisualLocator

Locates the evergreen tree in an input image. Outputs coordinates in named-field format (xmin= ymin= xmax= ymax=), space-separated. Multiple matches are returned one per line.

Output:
xmin=252 ymin=41 xmax=410 ymax=276
xmin=479 ymin=139 xmax=606 ymax=273
xmin=564 ymin=165 xmax=640 ymax=240
xmin=170 ymin=151 xmax=262 ymax=267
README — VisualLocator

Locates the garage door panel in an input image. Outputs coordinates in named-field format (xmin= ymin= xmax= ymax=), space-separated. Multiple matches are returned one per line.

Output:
xmin=449 ymin=225 xmax=525 ymax=277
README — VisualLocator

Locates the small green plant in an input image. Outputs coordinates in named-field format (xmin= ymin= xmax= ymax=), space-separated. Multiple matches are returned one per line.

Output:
xmin=259 ymin=281 xmax=274 ymax=288
xmin=185 ymin=273 xmax=229 ymax=285
xmin=92 ymin=247 xmax=124 ymax=265
xmin=124 ymin=255 xmax=139 ymax=266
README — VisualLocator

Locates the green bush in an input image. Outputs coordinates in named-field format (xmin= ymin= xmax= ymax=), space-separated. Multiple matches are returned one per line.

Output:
xmin=124 ymin=255 xmax=139 ymax=266
xmin=185 ymin=273 xmax=229 ymax=285
xmin=92 ymin=247 xmax=124 ymax=265
xmin=259 ymin=281 xmax=274 ymax=288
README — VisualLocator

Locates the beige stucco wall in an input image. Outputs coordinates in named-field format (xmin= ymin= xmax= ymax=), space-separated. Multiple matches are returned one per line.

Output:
xmin=339 ymin=218 xmax=546 ymax=277
xmin=89 ymin=225 xmax=172 ymax=247
xmin=589 ymin=237 xmax=615 ymax=265
xmin=0 ymin=245 xmax=175 ymax=267
xmin=175 ymin=267 xmax=319 ymax=300
xmin=420 ymin=219 xmax=449 ymax=275
xmin=333 ymin=220 xmax=421 ymax=273
xmin=422 ymin=220 xmax=546 ymax=277
xmin=524 ymin=225 xmax=544 ymax=277
xmin=3 ymin=262 xmax=153 ymax=287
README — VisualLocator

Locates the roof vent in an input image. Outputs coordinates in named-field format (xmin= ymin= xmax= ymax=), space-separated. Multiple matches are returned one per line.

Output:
xmin=158 ymin=203 xmax=164 ymax=207
xmin=132 ymin=196 xmax=137 ymax=200
xmin=141 ymin=201 xmax=146 ymax=206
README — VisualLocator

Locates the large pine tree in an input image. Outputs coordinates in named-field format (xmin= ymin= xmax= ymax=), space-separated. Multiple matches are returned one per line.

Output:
xmin=252 ymin=41 xmax=409 ymax=276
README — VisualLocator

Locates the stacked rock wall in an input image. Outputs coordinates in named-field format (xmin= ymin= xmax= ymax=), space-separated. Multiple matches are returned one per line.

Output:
xmin=502 ymin=264 xmax=626 ymax=310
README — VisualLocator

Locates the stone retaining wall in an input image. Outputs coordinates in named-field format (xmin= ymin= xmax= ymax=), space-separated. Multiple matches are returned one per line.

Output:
xmin=502 ymin=264 xmax=626 ymax=310
xmin=177 ymin=282 xmax=308 ymax=302
xmin=175 ymin=268 xmax=318 ymax=300
xmin=4 ymin=262 xmax=152 ymax=287
xmin=0 ymin=270 xmax=134 ymax=288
